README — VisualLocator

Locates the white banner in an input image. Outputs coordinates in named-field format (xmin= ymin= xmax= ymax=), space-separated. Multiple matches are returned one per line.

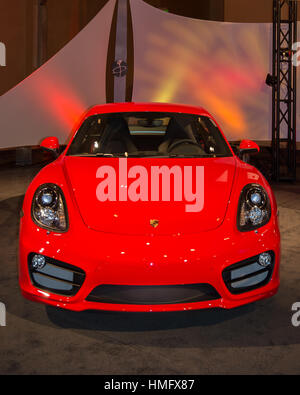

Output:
xmin=131 ymin=0 xmax=300 ymax=142
xmin=0 ymin=0 xmax=116 ymax=149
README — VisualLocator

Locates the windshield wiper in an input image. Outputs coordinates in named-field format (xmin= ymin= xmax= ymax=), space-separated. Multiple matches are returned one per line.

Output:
xmin=68 ymin=153 xmax=116 ymax=157
xmin=126 ymin=152 xmax=169 ymax=158
xmin=94 ymin=153 xmax=115 ymax=157
xmin=70 ymin=152 xmax=211 ymax=158
xmin=167 ymin=154 xmax=209 ymax=158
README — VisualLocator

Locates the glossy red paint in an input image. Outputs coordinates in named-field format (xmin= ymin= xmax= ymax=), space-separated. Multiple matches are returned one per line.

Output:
xmin=19 ymin=102 xmax=280 ymax=312
xmin=64 ymin=156 xmax=235 ymax=235
xmin=40 ymin=136 xmax=59 ymax=151
xmin=239 ymin=139 xmax=260 ymax=153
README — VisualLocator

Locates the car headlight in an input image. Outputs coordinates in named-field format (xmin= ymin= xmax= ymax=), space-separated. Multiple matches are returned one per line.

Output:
xmin=32 ymin=184 xmax=68 ymax=232
xmin=237 ymin=184 xmax=271 ymax=231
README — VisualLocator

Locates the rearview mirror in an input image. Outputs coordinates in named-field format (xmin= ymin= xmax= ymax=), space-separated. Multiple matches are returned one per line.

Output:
xmin=40 ymin=137 xmax=60 ymax=158
xmin=238 ymin=139 xmax=259 ymax=162
xmin=137 ymin=119 xmax=163 ymax=127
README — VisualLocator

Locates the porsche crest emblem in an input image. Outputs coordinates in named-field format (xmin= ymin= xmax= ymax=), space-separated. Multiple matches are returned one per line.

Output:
xmin=150 ymin=219 xmax=159 ymax=228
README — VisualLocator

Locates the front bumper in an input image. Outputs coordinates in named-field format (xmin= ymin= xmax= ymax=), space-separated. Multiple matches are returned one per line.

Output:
xmin=19 ymin=212 xmax=280 ymax=312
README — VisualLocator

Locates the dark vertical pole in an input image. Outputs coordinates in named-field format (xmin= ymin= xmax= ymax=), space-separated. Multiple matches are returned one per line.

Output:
xmin=37 ymin=0 xmax=48 ymax=68
xmin=292 ymin=0 xmax=297 ymax=180
xmin=114 ymin=0 xmax=128 ymax=103
xmin=276 ymin=0 xmax=281 ymax=181
xmin=272 ymin=0 xmax=277 ymax=181
xmin=288 ymin=1 xmax=292 ymax=171
xmin=271 ymin=0 xmax=297 ymax=181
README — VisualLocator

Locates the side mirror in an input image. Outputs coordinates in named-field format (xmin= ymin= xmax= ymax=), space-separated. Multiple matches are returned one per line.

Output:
xmin=40 ymin=137 xmax=60 ymax=158
xmin=238 ymin=139 xmax=259 ymax=162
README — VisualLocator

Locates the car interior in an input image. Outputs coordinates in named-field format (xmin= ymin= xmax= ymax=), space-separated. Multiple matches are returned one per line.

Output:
xmin=67 ymin=112 xmax=230 ymax=157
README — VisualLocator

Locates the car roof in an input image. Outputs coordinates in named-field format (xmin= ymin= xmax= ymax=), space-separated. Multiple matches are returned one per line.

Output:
xmin=84 ymin=102 xmax=212 ymax=118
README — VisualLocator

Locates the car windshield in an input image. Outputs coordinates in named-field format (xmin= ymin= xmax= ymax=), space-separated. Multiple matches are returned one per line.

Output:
xmin=67 ymin=112 xmax=232 ymax=158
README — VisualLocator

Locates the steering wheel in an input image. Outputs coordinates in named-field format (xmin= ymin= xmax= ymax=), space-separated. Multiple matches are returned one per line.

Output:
xmin=167 ymin=139 xmax=203 ymax=153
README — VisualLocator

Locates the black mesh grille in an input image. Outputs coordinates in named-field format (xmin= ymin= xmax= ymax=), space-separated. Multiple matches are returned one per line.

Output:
xmin=86 ymin=283 xmax=220 ymax=305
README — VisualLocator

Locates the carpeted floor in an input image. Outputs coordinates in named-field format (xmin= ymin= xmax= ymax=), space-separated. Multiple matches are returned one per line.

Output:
xmin=0 ymin=165 xmax=300 ymax=374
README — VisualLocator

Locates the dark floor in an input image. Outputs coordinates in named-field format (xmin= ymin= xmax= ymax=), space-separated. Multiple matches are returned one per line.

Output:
xmin=0 ymin=164 xmax=300 ymax=374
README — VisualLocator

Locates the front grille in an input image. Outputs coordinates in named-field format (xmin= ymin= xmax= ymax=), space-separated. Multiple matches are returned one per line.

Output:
xmin=28 ymin=253 xmax=85 ymax=296
xmin=222 ymin=251 xmax=275 ymax=294
xmin=86 ymin=283 xmax=220 ymax=305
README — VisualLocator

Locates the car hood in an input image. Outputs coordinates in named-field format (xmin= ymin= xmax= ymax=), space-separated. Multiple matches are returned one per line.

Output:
xmin=63 ymin=156 xmax=236 ymax=235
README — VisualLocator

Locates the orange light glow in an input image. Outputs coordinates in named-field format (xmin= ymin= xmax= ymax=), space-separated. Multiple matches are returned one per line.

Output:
xmin=28 ymin=72 xmax=86 ymax=134
xmin=132 ymin=2 xmax=272 ymax=141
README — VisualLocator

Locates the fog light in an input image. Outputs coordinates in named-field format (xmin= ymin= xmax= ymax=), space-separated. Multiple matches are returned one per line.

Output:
xmin=258 ymin=252 xmax=272 ymax=267
xmin=32 ymin=254 xmax=46 ymax=269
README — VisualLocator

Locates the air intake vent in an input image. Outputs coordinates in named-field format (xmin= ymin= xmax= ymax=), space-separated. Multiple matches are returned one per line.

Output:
xmin=86 ymin=283 xmax=220 ymax=305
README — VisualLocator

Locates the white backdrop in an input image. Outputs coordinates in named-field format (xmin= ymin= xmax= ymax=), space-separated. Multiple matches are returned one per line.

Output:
xmin=0 ymin=0 xmax=116 ymax=149
xmin=0 ymin=0 xmax=299 ymax=148
xmin=130 ymin=0 xmax=300 ymax=141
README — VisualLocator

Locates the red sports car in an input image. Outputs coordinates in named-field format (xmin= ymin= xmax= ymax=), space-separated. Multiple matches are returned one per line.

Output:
xmin=19 ymin=102 xmax=280 ymax=312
